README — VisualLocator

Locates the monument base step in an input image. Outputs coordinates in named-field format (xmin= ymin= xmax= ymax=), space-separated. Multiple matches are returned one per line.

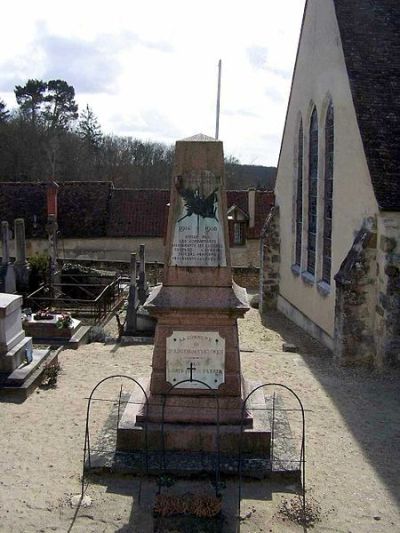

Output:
xmin=0 ymin=348 xmax=57 ymax=402
xmin=117 ymin=379 xmax=271 ymax=454
xmin=86 ymin=390 xmax=300 ymax=481
xmin=118 ymin=377 xmax=265 ymax=426
xmin=86 ymin=450 xmax=279 ymax=479
xmin=86 ymin=450 xmax=301 ymax=481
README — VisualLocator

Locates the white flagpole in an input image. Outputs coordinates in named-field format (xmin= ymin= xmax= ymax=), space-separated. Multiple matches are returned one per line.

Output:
xmin=215 ymin=59 xmax=222 ymax=139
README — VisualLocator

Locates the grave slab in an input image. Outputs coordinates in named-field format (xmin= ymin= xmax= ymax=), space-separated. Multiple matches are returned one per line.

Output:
xmin=23 ymin=316 xmax=89 ymax=349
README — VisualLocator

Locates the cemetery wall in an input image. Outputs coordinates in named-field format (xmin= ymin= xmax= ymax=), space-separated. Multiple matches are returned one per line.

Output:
xmin=8 ymin=236 xmax=260 ymax=270
xmin=39 ymin=256 xmax=259 ymax=289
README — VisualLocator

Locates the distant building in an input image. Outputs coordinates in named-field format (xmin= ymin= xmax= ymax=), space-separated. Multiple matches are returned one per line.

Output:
xmin=261 ymin=0 xmax=400 ymax=367
xmin=0 ymin=181 xmax=273 ymax=285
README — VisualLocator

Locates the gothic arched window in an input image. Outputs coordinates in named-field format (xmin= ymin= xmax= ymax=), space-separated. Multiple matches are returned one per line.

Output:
xmin=307 ymin=108 xmax=318 ymax=275
xmin=295 ymin=120 xmax=303 ymax=266
xmin=322 ymin=104 xmax=334 ymax=283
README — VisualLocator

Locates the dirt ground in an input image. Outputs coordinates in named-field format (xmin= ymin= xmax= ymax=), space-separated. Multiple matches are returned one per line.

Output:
xmin=1 ymin=304 xmax=400 ymax=532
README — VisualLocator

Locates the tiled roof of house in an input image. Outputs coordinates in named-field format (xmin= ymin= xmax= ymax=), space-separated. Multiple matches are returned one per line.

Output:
xmin=107 ymin=189 xmax=170 ymax=237
xmin=0 ymin=181 xmax=113 ymax=238
xmin=334 ymin=0 xmax=400 ymax=210
xmin=108 ymin=189 xmax=274 ymax=238
xmin=58 ymin=181 xmax=113 ymax=237
xmin=0 ymin=182 xmax=274 ymax=240
xmin=0 ymin=183 xmax=48 ymax=238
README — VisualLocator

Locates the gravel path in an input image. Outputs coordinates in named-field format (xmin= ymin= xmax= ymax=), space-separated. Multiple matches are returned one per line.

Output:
xmin=1 ymin=305 xmax=400 ymax=532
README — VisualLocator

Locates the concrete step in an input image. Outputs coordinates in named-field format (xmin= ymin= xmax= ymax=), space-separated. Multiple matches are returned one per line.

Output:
xmin=0 ymin=348 xmax=58 ymax=402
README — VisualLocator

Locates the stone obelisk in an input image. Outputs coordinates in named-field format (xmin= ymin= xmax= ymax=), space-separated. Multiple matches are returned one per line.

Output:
xmin=118 ymin=134 xmax=268 ymax=455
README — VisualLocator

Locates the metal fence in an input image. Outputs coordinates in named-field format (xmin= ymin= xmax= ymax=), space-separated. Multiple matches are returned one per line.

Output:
xmin=82 ymin=375 xmax=306 ymax=530
xmin=26 ymin=275 xmax=124 ymax=322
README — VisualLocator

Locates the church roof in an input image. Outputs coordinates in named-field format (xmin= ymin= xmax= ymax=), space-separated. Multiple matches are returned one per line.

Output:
xmin=334 ymin=0 xmax=400 ymax=210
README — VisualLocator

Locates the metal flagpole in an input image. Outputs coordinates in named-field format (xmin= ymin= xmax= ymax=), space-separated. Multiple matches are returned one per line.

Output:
xmin=215 ymin=59 xmax=222 ymax=139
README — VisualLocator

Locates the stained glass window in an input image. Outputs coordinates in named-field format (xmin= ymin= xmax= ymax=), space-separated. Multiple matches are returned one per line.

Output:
xmin=295 ymin=120 xmax=303 ymax=266
xmin=307 ymin=108 xmax=318 ymax=275
xmin=322 ymin=104 xmax=334 ymax=283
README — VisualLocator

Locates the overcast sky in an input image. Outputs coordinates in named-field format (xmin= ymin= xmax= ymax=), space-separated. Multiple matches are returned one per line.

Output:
xmin=0 ymin=0 xmax=305 ymax=166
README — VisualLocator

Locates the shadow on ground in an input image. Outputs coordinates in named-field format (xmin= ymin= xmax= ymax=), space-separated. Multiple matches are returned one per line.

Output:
xmin=262 ymin=310 xmax=400 ymax=507
xmin=73 ymin=473 xmax=292 ymax=533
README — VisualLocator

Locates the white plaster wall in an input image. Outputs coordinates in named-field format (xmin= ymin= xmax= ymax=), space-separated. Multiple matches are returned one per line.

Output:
xmin=3 ymin=237 xmax=260 ymax=268
xmin=275 ymin=0 xmax=378 ymax=339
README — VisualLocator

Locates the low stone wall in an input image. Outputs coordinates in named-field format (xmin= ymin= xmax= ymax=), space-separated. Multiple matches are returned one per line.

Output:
xmin=58 ymin=258 xmax=260 ymax=290
xmin=375 ymin=213 xmax=400 ymax=367
xmin=232 ymin=267 xmax=259 ymax=290
xmin=259 ymin=206 xmax=280 ymax=311
xmin=334 ymin=219 xmax=377 ymax=366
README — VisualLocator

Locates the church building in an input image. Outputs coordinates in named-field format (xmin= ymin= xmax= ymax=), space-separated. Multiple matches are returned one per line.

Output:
xmin=261 ymin=0 xmax=400 ymax=367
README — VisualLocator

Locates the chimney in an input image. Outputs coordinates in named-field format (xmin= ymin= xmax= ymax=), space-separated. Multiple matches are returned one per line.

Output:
xmin=47 ymin=180 xmax=59 ymax=219
xmin=248 ymin=188 xmax=256 ymax=229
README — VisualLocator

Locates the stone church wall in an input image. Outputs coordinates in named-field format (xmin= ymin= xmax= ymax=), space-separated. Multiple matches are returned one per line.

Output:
xmin=334 ymin=219 xmax=377 ymax=366
xmin=259 ymin=206 xmax=280 ymax=311
xmin=375 ymin=213 xmax=400 ymax=367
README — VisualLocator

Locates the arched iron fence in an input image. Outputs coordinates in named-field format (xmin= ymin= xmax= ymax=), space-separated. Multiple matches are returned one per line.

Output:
xmin=82 ymin=375 xmax=307 ymax=527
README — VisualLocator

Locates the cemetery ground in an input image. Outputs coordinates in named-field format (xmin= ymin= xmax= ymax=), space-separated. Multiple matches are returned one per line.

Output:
xmin=1 ymin=305 xmax=400 ymax=532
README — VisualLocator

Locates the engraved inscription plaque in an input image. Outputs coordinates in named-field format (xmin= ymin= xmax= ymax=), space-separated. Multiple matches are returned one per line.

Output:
xmin=170 ymin=171 xmax=226 ymax=267
xmin=166 ymin=331 xmax=225 ymax=389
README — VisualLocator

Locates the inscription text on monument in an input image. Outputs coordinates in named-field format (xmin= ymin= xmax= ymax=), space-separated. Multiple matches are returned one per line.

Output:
xmin=166 ymin=331 xmax=225 ymax=389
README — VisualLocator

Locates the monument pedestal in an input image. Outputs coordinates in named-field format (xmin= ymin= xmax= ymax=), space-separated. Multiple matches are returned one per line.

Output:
xmin=116 ymin=135 xmax=271 ymax=463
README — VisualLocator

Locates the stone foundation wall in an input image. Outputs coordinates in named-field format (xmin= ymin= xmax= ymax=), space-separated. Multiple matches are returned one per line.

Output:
xmin=334 ymin=218 xmax=377 ymax=366
xmin=375 ymin=213 xmax=400 ymax=367
xmin=232 ymin=267 xmax=259 ymax=290
xmin=259 ymin=206 xmax=280 ymax=311
xmin=3 ymin=236 xmax=262 ymax=270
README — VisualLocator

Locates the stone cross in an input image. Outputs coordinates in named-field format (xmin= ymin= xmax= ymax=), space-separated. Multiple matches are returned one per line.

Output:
xmin=13 ymin=218 xmax=31 ymax=294
xmin=125 ymin=253 xmax=137 ymax=335
xmin=14 ymin=219 xmax=27 ymax=265
xmin=186 ymin=362 xmax=196 ymax=381
xmin=138 ymin=244 xmax=147 ymax=304
xmin=1 ymin=221 xmax=10 ymax=265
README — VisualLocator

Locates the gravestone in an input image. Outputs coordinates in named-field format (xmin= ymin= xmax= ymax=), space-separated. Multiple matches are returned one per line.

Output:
xmin=0 ymin=293 xmax=52 ymax=400
xmin=14 ymin=219 xmax=31 ymax=293
xmin=137 ymin=244 xmax=149 ymax=305
xmin=124 ymin=252 xmax=138 ymax=336
xmin=0 ymin=221 xmax=16 ymax=294
xmin=121 ymin=249 xmax=156 ymax=342
xmin=117 ymin=134 xmax=270 ymax=457
xmin=0 ymin=294 xmax=30 ymax=371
